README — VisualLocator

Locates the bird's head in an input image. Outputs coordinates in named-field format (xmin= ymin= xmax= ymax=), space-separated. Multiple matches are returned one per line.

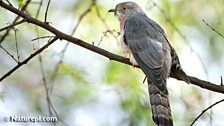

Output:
xmin=108 ymin=2 xmax=143 ymax=17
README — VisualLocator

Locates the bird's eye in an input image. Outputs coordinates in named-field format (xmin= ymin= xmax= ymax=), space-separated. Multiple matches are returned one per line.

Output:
xmin=122 ymin=6 xmax=128 ymax=11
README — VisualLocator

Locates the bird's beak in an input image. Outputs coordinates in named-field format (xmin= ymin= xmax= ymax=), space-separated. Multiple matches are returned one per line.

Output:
xmin=108 ymin=9 xmax=115 ymax=13
xmin=108 ymin=9 xmax=117 ymax=16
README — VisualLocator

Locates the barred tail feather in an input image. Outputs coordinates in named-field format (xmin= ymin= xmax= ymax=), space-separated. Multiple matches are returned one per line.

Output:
xmin=148 ymin=83 xmax=173 ymax=126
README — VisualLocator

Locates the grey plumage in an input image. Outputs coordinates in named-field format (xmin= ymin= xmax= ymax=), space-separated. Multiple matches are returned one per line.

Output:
xmin=109 ymin=2 xmax=189 ymax=126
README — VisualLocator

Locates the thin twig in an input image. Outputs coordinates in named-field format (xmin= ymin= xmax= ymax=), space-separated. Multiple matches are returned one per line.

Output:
xmin=0 ymin=45 xmax=18 ymax=63
xmin=221 ymin=76 xmax=223 ymax=86
xmin=44 ymin=0 xmax=51 ymax=23
xmin=0 ymin=19 xmax=26 ymax=32
xmin=33 ymin=0 xmax=43 ymax=51
xmin=39 ymin=53 xmax=59 ymax=124
xmin=35 ymin=0 xmax=43 ymax=18
xmin=31 ymin=36 xmax=55 ymax=41
xmin=5 ymin=0 xmax=12 ymax=6
xmin=0 ymin=36 xmax=58 ymax=82
xmin=208 ymin=92 xmax=213 ymax=125
xmin=190 ymin=99 xmax=224 ymax=126
xmin=13 ymin=28 xmax=20 ymax=62
xmin=97 ymin=29 xmax=119 ymax=46
xmin=0 ymin=0 xmax=31 ymax=44
xmin=202 ymin=19 xmax=224 ymax=39
xmin=39 ymin=54 xmax=51 ymax=114
xmin=71 ymin=2 xmax=93 ymax=35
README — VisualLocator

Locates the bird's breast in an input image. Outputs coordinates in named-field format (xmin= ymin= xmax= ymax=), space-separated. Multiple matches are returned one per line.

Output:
xmin=120 ymin=30 xmax=138 ymax=66
xmin=118 ymin=15 xmax=126 ymax=31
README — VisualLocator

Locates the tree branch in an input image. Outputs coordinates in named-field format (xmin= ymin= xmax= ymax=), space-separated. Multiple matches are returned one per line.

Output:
xmin=202 ymin=19 xmax=224 ymax=39
xmin=44 ymin=0 xmax=51 ymax=23
xmin=0 ymin=0 xmax=31 ymax=44
xmin=0 ymin=1 xmax=224 ymax=94
xmin=0 ymin=36 xmax=58 ymax=81
xmin=190 ymin=99 xmax=224 ymax=126
xmin=0 ymin=19 xmax=26 ymax=32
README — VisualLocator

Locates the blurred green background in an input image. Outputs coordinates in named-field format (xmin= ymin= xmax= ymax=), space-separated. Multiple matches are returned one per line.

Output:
xmin=0 ymin=0 xmax=224 ymax=126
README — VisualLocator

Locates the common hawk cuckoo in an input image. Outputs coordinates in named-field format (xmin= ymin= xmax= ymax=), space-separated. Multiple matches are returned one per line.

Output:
xmin=109 ymin=1 xmax=189 ymax=126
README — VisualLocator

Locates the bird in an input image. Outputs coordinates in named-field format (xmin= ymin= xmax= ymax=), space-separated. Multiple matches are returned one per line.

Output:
xmin=109 ymin=2 xmax=189 ymax=126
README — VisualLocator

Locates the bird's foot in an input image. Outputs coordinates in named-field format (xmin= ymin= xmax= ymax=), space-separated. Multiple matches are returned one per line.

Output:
xmin=132 ymin=64 xmax=137 ymax=68
xmin=130 ymin=54 xmax=138 ymax=66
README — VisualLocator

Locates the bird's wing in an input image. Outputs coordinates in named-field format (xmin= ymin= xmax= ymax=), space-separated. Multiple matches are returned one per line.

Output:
xmin=124 ymin=14 xmax=167 ymax=93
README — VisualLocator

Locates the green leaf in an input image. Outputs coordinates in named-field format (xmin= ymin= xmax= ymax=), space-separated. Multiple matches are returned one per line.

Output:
xmin=18 ymin=0 xmax=26 ymax=6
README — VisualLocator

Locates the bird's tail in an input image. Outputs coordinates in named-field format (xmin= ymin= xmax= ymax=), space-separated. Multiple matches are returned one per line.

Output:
xmin=148 ymin=82 xmax=173 ymax=126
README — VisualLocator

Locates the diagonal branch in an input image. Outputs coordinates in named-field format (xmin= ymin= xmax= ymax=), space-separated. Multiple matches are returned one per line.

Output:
xmin=0 ymin=36 xmax=58 ymax=81
xmin=0 ymin=1 xmax=224 ymax=94
xmin=190 ymin=99 xmax=224 ymax=126
xmin=202 ymin=19 xmax=224 ymax=39
xmin=0 ymin=19 xmax=26 ymax=32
